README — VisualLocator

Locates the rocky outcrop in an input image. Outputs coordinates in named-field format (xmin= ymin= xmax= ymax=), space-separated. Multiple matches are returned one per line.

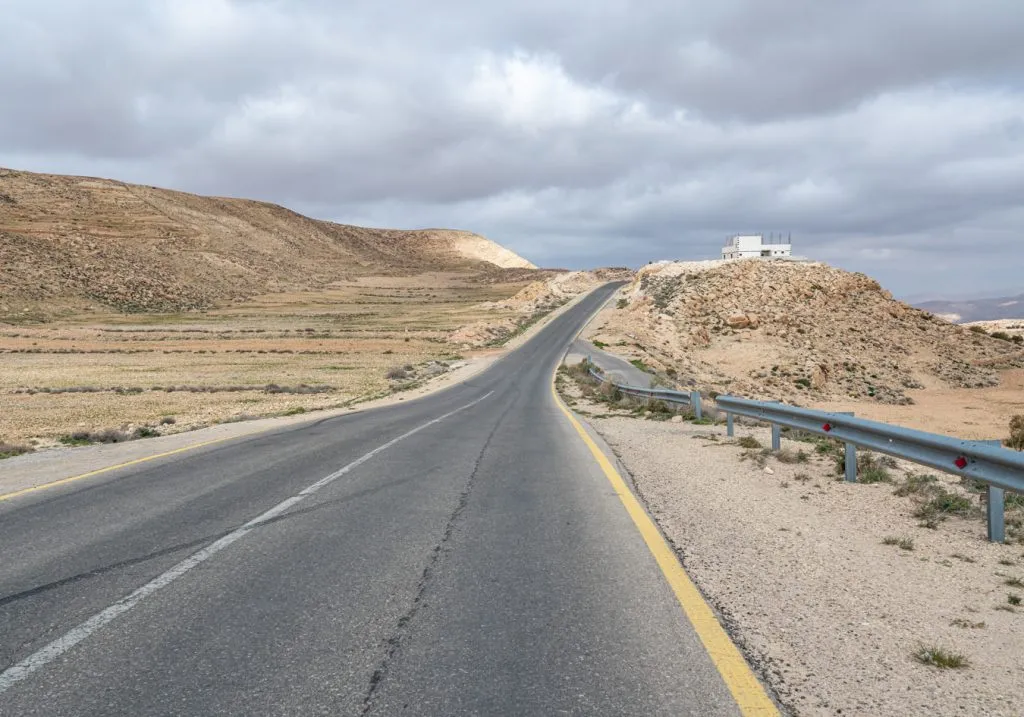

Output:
xmin=598 ymin=259 xmax=1024 ymax=405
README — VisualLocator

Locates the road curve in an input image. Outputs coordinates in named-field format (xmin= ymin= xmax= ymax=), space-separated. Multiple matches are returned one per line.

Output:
xmin=0 ymin=284 xmax=754 ymax=716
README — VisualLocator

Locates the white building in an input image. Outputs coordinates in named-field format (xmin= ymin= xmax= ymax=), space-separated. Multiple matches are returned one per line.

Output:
xmin=721 ymin=235 xmax=792 ymax=260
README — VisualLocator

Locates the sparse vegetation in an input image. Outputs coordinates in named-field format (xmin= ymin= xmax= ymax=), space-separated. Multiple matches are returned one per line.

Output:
xmin=1009 ymin=594 xmax=1022 ymax=606
xmin=740 ymin=448 xmax=772 ymax=468
xmin=950 ymin=618 xmax=985 ymax=629
xmin=812 ymin=437 xmax=843 ymax=456
xmin=1004 ymin=576 xmax=1024 ymax=588
xmin=773 ymin=448 xmax=800 ymax=464
xmin=629 ymin=358 xmax=653 ymax=373
xmin=912 ymin=486 xmax=978 ymax=528
xmin=736 ymin=435 xmax=762 ymax=450
xmin=831 ymin=450 xmax=894 ymax=483
xmin=913 ymin=646 xmax=969 ymax=669
xmin=882 ymin=536 xmax=915 ymax=551
xmin=60 ymin=428 xmax=131 ymax=445
xmin=894 ymin=474 xmax=938 ymax=497
xmin=385 ymin=366 xmax=411 ymax=380
xmin=859 ymin=453 xmax=896 ymax=483
xmin=1007 ymin=415 xmax=1024 ymax=451
xmin=0 ymin=441 xmax=33 ymax=459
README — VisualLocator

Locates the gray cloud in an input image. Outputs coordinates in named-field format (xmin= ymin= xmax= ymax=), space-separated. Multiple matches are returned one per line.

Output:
xmin=2 ymin=0 xmax=1023 ymax=298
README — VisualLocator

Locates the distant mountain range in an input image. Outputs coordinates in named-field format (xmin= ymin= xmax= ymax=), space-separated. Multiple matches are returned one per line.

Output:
xmin=916 ymin=294 xmax=1024 ymax=323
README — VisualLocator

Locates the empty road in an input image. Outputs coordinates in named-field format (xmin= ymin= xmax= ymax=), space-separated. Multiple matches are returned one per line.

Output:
xmin=0 ymin=284 xmax=771 ymax=716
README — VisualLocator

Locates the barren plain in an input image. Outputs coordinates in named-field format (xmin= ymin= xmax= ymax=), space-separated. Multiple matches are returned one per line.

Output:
xmin=0 ymin=272 xmax=583 ymax=448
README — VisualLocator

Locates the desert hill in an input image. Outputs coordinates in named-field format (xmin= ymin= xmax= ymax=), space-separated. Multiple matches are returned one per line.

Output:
xmin=0 ymin=167 xmax=535 ymax=317
xmin=590 ymin=259 xmax=1024 ymax=406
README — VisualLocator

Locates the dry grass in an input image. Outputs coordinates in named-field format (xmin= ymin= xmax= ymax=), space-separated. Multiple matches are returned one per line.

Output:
xmin=0 ymin=441 xmax=33 ymax=459
xmin=1007 ymin=415 xmax=1024 ymax=451
xmin=913 ymin=645 xmax=969 ymax=669
xmin=0 ymin=274 xmax=534 ymax=443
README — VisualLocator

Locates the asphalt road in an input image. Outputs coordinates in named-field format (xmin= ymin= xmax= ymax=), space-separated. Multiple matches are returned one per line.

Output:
xmin=0 ymin=283 xmax=745 ymax=716
xmin=570 ymin=338 xmax=657 ymax=388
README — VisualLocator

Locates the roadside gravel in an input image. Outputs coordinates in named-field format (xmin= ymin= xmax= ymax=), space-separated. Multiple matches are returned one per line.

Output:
xmin=584 ymin=413 xmax=1023 ymax=716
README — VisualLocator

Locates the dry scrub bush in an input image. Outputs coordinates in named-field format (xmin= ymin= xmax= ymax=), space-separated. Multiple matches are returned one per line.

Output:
xmin=1007 ymin=415 xmax=1024 ymax=451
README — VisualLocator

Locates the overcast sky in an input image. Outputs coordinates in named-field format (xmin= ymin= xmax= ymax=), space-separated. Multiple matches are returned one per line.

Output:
xmin=2 ymin=1 xmax=1023 ymax=299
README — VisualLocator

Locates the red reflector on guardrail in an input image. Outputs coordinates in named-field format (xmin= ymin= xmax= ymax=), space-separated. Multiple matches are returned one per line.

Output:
xmin=822 ymin=423 xmax=832 ymax=432
xmin=955 ymin=456 xmax=968 ymax=470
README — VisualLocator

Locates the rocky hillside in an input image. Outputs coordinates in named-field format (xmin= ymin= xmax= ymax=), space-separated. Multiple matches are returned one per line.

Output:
xmin=0 ymin=167 xmax=535 ymax=317
xmin=594 ymin=259 xmax=1024 ymax=405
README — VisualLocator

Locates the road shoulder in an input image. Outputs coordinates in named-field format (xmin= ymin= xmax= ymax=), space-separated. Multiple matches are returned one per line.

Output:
xmin=557 ymin=374 xmax=1024 ymax=717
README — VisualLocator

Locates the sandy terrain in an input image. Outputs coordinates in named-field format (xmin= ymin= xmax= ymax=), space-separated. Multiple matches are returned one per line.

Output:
xmin=808 ymin=368 xmax=1024 ymax=439
xmin=557 ymin=372 xmax=1024 ymax=716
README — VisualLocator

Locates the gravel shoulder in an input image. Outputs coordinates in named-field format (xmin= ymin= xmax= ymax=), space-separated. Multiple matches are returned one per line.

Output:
xmin=558 ymin=376 xmax=1024 ymax=716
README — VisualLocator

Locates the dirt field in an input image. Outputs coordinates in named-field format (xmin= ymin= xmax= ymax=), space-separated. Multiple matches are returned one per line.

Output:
xmin=0 ymin=273 xmax=539 ymax=447
xmin=808 ymin=368 xmax=1024 ymax=440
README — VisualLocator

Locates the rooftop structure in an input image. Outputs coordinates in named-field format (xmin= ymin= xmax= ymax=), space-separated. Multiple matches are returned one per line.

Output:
xmin=722 ymin=235 xmax=792 ymax=260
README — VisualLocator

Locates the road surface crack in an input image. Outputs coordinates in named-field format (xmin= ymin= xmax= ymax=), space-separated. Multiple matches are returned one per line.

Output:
xmin=360 ymin=398 xmax=516 ymax=714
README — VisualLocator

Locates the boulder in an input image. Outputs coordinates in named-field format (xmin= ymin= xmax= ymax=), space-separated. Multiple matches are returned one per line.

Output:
xmin=811 ymin=364 xmax=830 ymax=389
xmin=726 ymin=313 xmax=751 ymax=329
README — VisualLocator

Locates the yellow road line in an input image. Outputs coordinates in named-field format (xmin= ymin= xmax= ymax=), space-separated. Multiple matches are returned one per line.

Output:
xmin=551 ymin=376 xmax=780 ymax=716
xmin=0 ymin=437 xmax=235 ymax=503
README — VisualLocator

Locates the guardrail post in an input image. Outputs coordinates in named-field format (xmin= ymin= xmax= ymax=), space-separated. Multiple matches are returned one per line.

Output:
xmin=771 ymin=423 xmax=781 ymax=452
xmin=844 ymin=442 xmax=857 ymax=482
xmin=987 ymin=485 xmax=1005 ymax=543
xmin=691 ymin=391 xmax=702 ymax=420
xmin=726 ymin=413 xmax=734 ymax=437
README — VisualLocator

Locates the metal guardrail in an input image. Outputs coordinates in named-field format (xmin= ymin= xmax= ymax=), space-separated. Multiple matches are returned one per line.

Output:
xmin=716 ymin=396 xmax=1024 ymax=542
xmin=587 ymin=365 xmax=702 ymax=419
xmin=584 ymin=359 xmax=1024 ymax=543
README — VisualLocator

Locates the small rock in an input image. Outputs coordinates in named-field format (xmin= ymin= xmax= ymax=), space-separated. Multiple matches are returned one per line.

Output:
xmin=671 ymin=415 xmax=683 ymax=423
xmin=764 ymin=466 xmax=775 ymax=475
